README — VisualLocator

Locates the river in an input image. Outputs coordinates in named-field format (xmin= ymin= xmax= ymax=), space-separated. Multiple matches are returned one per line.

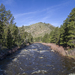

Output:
xmin=0 ymin=43 xmax=75 ymax=75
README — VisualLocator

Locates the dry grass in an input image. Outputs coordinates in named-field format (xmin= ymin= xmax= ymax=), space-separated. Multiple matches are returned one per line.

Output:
xmin=42 ymin=43 xmax=66 ymax=56
xmin=41 ymin=43 xmax=75 ymax=60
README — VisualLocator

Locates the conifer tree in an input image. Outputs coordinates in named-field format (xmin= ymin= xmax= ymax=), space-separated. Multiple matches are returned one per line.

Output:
xmin=60 ymin=8 xmax=75 ymax=48
xmin=67 ymin=8 xmax=75 ymax=48
xmin=0 ymin=21 xmax=4 ymax=44
xmin=7 ymin=27 xmax=13 ymax=49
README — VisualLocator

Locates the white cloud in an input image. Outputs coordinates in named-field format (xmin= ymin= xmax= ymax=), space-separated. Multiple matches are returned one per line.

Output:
xmin=14 ymin=11 xmax=38 ymax=18
xmin=15 ymin=0 xmax=73 ymax=27
xmin=15 ymin=1 xmax=69 ymax=19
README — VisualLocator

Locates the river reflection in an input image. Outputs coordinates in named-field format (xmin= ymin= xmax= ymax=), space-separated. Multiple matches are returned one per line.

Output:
xmin=0 ymin=43 xmax=75 ymax=75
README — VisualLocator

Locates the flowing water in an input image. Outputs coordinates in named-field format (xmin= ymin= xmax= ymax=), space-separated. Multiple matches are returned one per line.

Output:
xmin=0 ymin=43 xmax=75 ymax=75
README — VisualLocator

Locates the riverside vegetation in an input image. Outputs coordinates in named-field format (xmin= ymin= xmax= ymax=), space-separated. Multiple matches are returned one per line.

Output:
xmin=0 ymin=4 xmax=33 ymax=59
xmin=0 ymin=4 xmax=75 ymax=59
xmin=35 ymin=7 xmax=75 ymax=49
xmin=34 ymin=8 xmax=75 ymax=58
xmin=0 ymin=3 xmax=75 ymax=75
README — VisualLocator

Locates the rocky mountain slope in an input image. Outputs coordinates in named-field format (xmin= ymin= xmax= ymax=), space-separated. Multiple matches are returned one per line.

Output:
xmin=19 ymin=22 xmax=55 ymax=38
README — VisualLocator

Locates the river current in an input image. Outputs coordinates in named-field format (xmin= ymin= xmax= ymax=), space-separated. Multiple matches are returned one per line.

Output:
xmin=0 ymin=43 xmax=75 ymax=75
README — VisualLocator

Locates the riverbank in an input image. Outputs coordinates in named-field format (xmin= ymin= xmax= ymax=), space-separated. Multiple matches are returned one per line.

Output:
xmin=1 ymin=43 xmax=75 ymax=75
xmin=42 ymin=43 xmax=75 ymax=59
xmin=0 ymin=43 xmax=30 ymax=60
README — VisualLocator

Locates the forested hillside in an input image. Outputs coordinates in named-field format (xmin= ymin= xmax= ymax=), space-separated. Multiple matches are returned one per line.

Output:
xmin=0 ymin=3 xmax=75 ymax=51
xmin=42 ymin=8 xmax=75 ymax=49
xmin=0 ymin=4 xmax=33 ymax=50
xmin=19 ymin=22 xmax=55 ymax=38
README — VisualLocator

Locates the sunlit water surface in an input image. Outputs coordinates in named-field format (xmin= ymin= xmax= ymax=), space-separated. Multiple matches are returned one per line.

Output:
xmin=0 ymin=43 xmax=75 ymax=75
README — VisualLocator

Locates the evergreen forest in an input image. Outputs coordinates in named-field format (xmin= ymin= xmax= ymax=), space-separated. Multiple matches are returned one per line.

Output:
xmin=0 ymin=4 xmax=33 ymax=51
xmin=35 ymin=8 xmax=75 ymax=49
xmin=0 ymin=3 xmax=75 ymax=51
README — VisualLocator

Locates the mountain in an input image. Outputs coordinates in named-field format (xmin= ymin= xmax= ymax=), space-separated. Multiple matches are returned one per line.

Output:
xmin=19 ymin=22 xmax=55 ymax=38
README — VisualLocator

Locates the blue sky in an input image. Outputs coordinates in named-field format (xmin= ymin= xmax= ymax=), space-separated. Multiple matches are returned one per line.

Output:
xmin=0 ymin=0 xmax=75 ymax=27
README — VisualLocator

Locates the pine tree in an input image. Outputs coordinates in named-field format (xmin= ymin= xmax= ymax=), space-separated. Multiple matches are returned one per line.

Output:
xmin=50 ymin=30 xmax=55 ymax=43
xmin=9 ymin=25 xmax=19 ymax=46
xmin=60 ymin=8 xmax=75 ymax=48
xmin=67 ymin=8 xmax=75 ymax=48
xmin=0 ymin=4 xmax=15 ymax=25
xmin=54 ymin=27 xmax=60 ymax=44
xmin=7 ymin=27 xmax=13 ymax=49
xmin=0 ymin=21 xmax=4 ymax=44
xmin=60 ymin=18 xmax=69 ymax=47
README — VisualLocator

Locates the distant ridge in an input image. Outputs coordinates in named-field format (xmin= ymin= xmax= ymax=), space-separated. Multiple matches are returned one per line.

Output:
xmin=19 ymin=22 xmax=55 ymax=38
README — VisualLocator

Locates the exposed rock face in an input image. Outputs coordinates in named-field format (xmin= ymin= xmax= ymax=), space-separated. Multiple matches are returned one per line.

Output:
xmin=18 ymin=22 xmax=55 ymax=38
